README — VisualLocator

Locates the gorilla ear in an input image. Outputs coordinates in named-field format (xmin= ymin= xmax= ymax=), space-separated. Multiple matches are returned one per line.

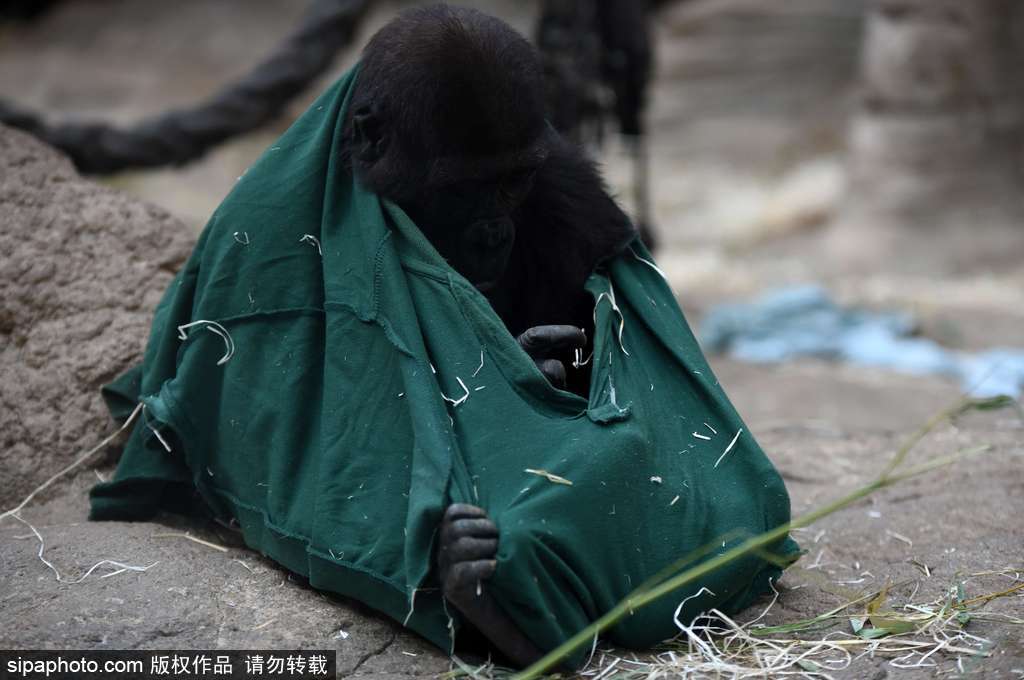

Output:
xmin=352 ymin=106 xmax=388 ymax=163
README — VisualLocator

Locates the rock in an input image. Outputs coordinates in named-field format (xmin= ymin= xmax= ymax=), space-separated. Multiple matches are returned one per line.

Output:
xmin=0 ymin=482 xmax=449 ymax=675
xmin=0 ymin=123 xmax=194 ymax=508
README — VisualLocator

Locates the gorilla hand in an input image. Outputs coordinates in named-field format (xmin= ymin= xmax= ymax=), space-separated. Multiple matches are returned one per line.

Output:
xmin=515 ymin=325 xmax=586 ymax=389
xmin=438 ymin=503 xmax=498 ymax=606
xmin=437 ymin=503 xmax=543 ymax=666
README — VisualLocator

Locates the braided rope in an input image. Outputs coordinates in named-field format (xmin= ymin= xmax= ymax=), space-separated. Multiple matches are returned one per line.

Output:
xmin=0 ymin=0 xmax=371 ymax=174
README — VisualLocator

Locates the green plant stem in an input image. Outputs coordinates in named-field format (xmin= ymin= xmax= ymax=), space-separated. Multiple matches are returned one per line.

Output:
xmin=512 ymin=395 xmax=997 ymax=679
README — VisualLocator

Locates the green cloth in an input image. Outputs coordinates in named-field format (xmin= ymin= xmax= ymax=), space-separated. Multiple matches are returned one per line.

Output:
xmin=91 ymin=66 xmax=799 ymax=662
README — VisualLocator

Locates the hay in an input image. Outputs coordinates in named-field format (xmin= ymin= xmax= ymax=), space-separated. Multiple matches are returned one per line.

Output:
xmin=1 ymin=402 xmax=144 ymax=521
xmin=524 ymin=469 xmax=574 ymax=486
xmin=629 ymin=249 xmax=670 ymax=282
xmin=634 ymin=571 xmax=1024 ymax=678
xmin=443 ymin=573 xmax=1019 ymax=679
xmin=439 ymin=567 xmax=1023 ymax=679
xmin=299 ymin=233 xmax=322 ymax=255
xmin=0 ymin=403 xmax=161 ymax=585
xmin=10 ymin=514 xmax=158 ymax=584
xmin=512 ymin=396 xmax=1017 ymax=679
xmin=176 ymin=320 xmax=235 ymax=365
xmin=152 ymin=531 xmax=230 ymax=553
xmin=445 ymin=656 xmax=501 ymax=680
xmin=145 ymin=413 xmax=173 ymax=452
xmin=573 ymin=348 xmax=594 ymax=368
xmin=233 ymin=559 xmax=255 ymax=574
xmin=713 ymin=429 xmax=744 ymax=468
xmin=594 ymin=283 xmax=629 ymax=356
xmin=441 ymin=376 xmax=471 ymax=407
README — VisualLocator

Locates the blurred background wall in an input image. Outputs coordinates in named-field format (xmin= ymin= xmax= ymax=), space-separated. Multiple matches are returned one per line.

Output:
xmin=1 ymin=0 xmax=1021 ymax=339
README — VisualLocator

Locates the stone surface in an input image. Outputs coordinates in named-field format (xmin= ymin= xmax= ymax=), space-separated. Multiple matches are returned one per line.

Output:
xmin=0 ymin=478 xmax=449 ymax=676
xmin=0 ymin=123 xmax=195 ymax=508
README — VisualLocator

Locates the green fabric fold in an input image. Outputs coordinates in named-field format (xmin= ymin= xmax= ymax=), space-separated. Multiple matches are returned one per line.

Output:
xmin=91 ymin=66 xmax=799 ymax=663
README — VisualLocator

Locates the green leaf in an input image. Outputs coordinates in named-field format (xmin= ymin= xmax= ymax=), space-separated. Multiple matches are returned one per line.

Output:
xmin=797 ymin=659 xmax=823 ymax=672
xmin=857 ymin=627 xmax=892 ymax=639
xmin=869 ymin=616 xmax=919 ymax=635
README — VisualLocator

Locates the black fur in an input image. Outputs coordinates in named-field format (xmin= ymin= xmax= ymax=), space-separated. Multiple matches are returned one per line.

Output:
xmin=494 ymin=135 xmax=636 ymax=337
xmin=345 ymin=4 xmax=636 ymax=388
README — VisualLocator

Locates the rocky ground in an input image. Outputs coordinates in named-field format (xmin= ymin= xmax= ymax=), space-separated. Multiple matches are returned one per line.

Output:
xmin=1 ymin=1 xmax=1022 ymax=678
xmin=2 ymin=359 xmax=1021 ymax=677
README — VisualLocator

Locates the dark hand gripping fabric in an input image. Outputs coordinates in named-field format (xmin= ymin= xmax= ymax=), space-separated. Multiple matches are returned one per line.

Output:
xmin=90 ymin=67 xmax=800 ymax=663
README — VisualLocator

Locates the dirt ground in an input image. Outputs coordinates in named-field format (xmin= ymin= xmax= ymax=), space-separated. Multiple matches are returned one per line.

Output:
xmin=1 ymin=1 xmax=1022 ymax=678
xmin=3 ymin=359 xmax=1022 ymax=677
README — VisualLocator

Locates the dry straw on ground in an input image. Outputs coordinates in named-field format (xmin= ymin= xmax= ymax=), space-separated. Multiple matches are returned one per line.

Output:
xmin=490 ymin=395 xmax=1020 ymax=680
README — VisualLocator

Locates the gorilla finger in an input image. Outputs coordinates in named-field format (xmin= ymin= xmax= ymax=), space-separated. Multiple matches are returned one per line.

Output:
xmin=448 ymin=560 xmax=497 ymax=590
xmin=448 ymin=536 xmax=499 ymax=562
xmin=538 ymin=359 xmax=566 ymax=388
xmin=517 ymin=325 xmax=587 ymax=357
xmin=444 ymin=503 xmax=488 ymax=522
xmin=443 ymin=518 xmax=499 ymax=542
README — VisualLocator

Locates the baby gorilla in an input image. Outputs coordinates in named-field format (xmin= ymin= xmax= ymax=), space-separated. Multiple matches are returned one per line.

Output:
xmin=345 ymin=4 xmax=637 ymax=666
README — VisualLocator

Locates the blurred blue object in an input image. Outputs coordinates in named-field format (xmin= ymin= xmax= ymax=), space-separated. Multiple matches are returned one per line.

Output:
xmin=700 ymin=285 xmax=1024 ymax=398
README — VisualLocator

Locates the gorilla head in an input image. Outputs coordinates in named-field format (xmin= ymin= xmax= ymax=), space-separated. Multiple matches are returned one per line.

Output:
xmin=343 ymin=3 xmax=636 ymax=393
xmin=345 ymin=5 xmax=552 ymax=292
